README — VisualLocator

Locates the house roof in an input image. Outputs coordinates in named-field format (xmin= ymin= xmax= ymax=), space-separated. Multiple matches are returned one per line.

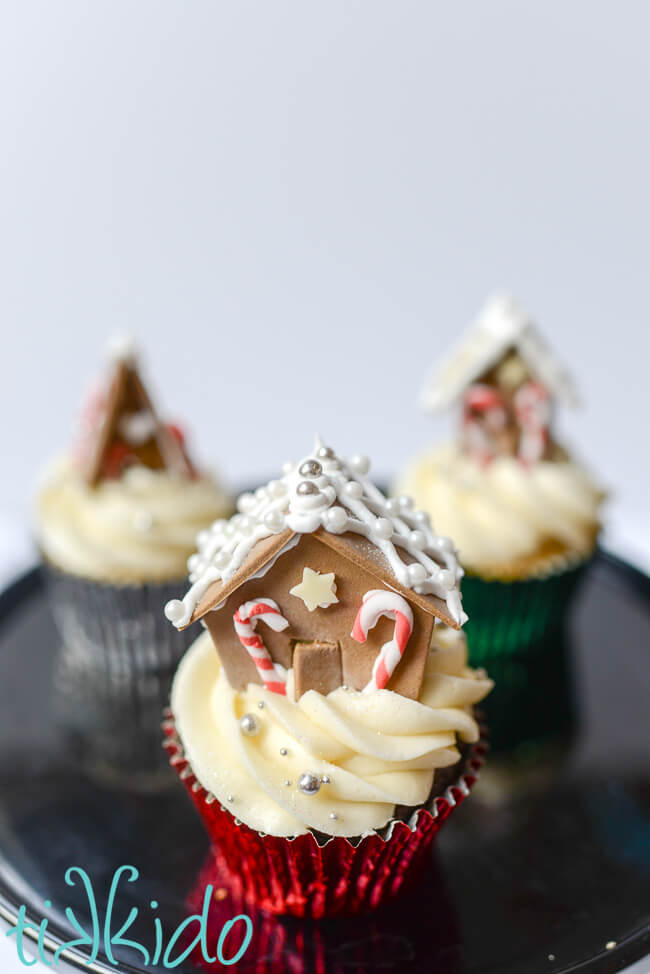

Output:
xmin=82 ymin=335 xmax=193 ymax=485
xmin=164 ymin=439 xmax=467 ymax=630
xmin=183 ymin=526 xmax=459 ymax=629
xmin=419 ymin=292 xmax=580 ymax=413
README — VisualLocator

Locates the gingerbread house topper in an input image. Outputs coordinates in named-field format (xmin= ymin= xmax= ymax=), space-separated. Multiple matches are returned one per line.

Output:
xmin=78 ymin=334 xmax=194 ymax=486
xmin=165 ymin=438 xmax=466 ymax=701
xmin=419 ymin=292 xmax=580 ymax=465
xmin=419 ymin=291 xmax=579 ymax=413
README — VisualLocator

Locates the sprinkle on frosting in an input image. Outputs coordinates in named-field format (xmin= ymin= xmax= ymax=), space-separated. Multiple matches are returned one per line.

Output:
xmin=165 ymin=438 xmax=466 ymax=629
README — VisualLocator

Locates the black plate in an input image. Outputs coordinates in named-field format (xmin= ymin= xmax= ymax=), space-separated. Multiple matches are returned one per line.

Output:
xmin=0 ymin=553 xmax=649 ymax=974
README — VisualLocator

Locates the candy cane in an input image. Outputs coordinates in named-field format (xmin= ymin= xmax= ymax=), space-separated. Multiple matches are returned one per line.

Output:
xmin=233 ymin=598 xmax=290 ymax=695
xmin=514 ymin=381 xmax=551 ymax=466
xmin=351 ymin=590 xmax=414 ymax=693
xmin=462 ymin=384 xmax=508 ymax=465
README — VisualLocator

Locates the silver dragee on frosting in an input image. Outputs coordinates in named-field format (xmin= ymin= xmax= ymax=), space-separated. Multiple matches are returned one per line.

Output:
xmin=165 ymin=438 xmax=467 ymax=629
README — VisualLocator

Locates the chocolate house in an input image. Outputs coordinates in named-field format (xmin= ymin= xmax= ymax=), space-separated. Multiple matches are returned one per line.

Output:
xmin=79 ymin=335 xmax=193 ymax=485
xmin=419 ymin=292 xmax=579 ymax=464
xmin=165 ymin=441 xmax=467 ymax=701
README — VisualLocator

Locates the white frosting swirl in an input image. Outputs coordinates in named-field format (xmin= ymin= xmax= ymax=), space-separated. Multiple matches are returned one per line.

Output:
xmin=171 ymin=627 xmax=492 ymax=838
xmin=36 ymin=457 xmax=234 ymax=583
xmin=395 ymin=443 xmax=604 ymax=577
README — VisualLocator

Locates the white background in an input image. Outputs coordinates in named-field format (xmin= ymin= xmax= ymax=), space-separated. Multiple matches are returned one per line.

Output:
xmin=1 ymin=2 xmax=649 ymax=970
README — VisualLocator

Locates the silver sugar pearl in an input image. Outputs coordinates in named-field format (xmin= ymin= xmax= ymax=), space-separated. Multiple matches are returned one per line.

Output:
xmin=280 ymin=747 xmax=288 ymax=756
xmin=284 ymin=779 xmax=292 ymax=786
xmin=257 ymin=701 xmax=265 ymax=709
xmin=239 ymin=713 xmax=260 ymax=737
xmin=316 ymin=446 xmax=335 ymax=459
xmin=227 ymin=795 xmax=234 ymax=802
xmin=297 ymin=480 xmax=319 ymax=495
xmin=329 ymin=812 xmax=338 ymax=820
xmin=298 ymin=772 xmax=321 ymax=795
xmin=321 ymin=774 xmax=331 ymax=784
xmin=299 ymin=459 xmax=323 ymax=478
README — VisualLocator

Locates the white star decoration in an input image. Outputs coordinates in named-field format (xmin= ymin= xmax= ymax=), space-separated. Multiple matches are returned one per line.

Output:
xmin=290 ymin=567 xmax=339 ymax=612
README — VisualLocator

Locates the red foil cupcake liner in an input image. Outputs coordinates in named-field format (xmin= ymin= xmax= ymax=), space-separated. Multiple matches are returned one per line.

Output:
xmin=163 ymin=710 xmax=486 ymax=918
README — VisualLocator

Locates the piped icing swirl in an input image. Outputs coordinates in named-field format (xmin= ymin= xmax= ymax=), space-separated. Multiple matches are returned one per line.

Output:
xmin=36 ymin=457 xmax=233 ymax=583
xmin=395 ymin=443 xmax=604 ymax=578
xmin=171 ymin=626 xmax=492 ymax=837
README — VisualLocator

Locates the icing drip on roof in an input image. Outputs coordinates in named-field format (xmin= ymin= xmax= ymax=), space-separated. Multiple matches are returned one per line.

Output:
xmin=419 ymin=291 xmax=579 ymax=413
xmin=165 ymin=439 xmax=466 ymax=629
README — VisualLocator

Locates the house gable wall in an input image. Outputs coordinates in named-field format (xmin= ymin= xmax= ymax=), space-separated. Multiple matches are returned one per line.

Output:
xmin=203 ymin=532 xmax=435 ymax=699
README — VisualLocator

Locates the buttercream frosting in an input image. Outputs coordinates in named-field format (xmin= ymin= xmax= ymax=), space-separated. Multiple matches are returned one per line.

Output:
xmin=170 ymin=626 xmax=492 ymax=838
xmin=395 ymin=443 xmax=603 ymax=577
xmin=36 ymin=457 xmax=234 ymax=583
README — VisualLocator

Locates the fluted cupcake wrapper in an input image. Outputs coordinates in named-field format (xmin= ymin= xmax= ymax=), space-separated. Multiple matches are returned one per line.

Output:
xmin=162 ymin=711 xmax=487 ymax=918
xmin=461 ymin=556 xmax=588 ymax=754
xmin=44 ymin=562 xmax=199 ymax=784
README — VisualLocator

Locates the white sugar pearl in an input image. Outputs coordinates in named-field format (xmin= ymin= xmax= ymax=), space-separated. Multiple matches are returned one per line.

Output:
xmin=414 ymin=510 xmax=431 ymax=526
xmin=408 ymin=563 xmax=427 ymax=585
xmin=438 ymin=569 xmax=455 ymax=589
xmin=435 ymin=535 xmax=453 ymax=552
xmin=325 ymin=507 xmax=348 ymax=532
xmin=343 ymin=481 xmax=363 ymax=500
xmin=225 ymin=523 xmax=236 ymax=537
xmin=164 ymin=600 xmax=185 ymax=624
xmin=399 ymin=495 xmax=414 ymax=511
xmin=239 ymin=516 xmax=255 ymax=535
xmin=348 ymin=455 xmax=370 ymax=475
xmin=374 ymin=517 xmax=393 ymax=540
xmin=237 ymin=492 xmax=255 ymax=513
xmin=187 ymin=554 xmax=201 ymax=573
xmin=268 ymin=480 xmax=286 ymax=497
xmin=282 ymin=461 xmax=294 ymax=475
xmin=196 ymin=530 xmax=209 ymax=547
xmin=409 ymin=530 xmax=426 ymax=549
xmin=264 ymin=510 xmax=286 ymax=532
xmin=215 ymin=550 xmax=230 ymax=570
xmin=385 ymin=498 xmax=400 ymax=514
xmin=211 ymin=519 xmax=226 ymax=534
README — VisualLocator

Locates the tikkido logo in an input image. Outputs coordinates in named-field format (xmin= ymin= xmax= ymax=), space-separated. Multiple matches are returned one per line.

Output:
xmin=5 ymin=866 xmax=253 ymax=969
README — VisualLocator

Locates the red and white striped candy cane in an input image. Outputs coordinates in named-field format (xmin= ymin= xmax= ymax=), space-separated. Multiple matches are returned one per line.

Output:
xmin=351 ymin=590 xmax=414 ymax=693
xmin=233 ymin=599 xmax=290 ymax=695
xmin=514 ymin=380 xmax=551 ymax=466
xmin=462 ymin=384 xmax=508 ymax=466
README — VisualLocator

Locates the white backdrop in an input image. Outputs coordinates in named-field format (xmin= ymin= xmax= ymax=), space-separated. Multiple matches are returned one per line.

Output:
xmin=1 ymin=0 xmax=649 ymax=568
xmin=0 ymin=6 xmax=650 ymax=969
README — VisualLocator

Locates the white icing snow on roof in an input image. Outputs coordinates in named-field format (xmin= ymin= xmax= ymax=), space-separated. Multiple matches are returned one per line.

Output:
xmin=165 ymin=438 xmax=466 ymax=629
xmin=419 ymin=291 xmax=580 ymax=413
xmin=105 ymin=331 xmax=139 ymax=363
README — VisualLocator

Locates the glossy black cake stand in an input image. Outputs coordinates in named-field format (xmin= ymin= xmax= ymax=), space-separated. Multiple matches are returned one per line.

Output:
xmin=0 ymin=552 xmax=649 ymax=974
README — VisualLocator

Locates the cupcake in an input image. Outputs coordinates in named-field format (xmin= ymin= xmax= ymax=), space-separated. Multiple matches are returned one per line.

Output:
xmin=36 ymin=335 xmax=233 ymax=781
xmin=395 ymin=292 xmax=605 ymax=750
xmin=164 ymin=438 xmax=492 ymax=917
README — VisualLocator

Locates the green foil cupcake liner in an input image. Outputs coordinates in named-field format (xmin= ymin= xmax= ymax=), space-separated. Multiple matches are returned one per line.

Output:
xmin=461 ymin=559 xmax=588 ymax=662
xmin=461 ymin=559 xmax=589 ymax=754
xmin=43 ymin=562 xmax=199 ymax=786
